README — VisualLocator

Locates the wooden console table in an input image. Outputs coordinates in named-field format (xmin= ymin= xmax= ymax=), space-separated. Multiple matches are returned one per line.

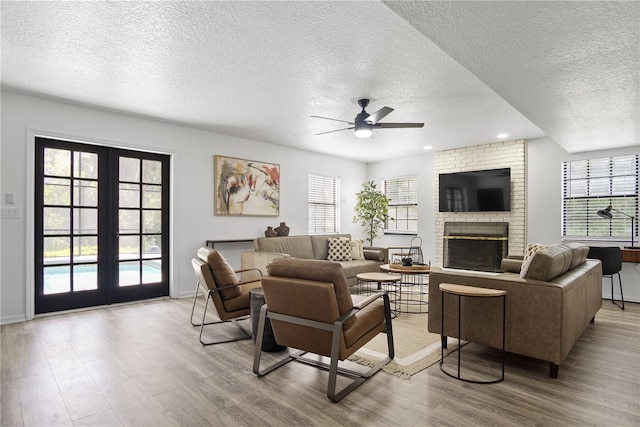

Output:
xmin=206 ymin=239 xmax=254 ymax=249
xmin=621 ymin=248 xmax=640 ymax=263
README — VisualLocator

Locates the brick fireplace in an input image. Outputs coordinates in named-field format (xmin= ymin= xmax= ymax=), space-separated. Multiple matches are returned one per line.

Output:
xmin=443 ymin=222 xmax=509 ymax=272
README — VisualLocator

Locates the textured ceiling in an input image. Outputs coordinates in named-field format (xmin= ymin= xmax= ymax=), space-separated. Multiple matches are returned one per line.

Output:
xmin=384 ymin=1 xmax=640 ymax=154
xmin=1 ymin=1 xmax=637 ymax=162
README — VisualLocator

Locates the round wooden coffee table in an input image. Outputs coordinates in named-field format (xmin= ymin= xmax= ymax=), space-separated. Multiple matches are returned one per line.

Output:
xmin=380 ymin=264 xmax=434 ymax=314
xmin=356 ymin=272 xmax=401 ymax=318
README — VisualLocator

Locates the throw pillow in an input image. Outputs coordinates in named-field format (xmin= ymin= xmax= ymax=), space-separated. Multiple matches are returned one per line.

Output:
xmin=350 ymin=239 xmax=365 ymax=260
xmin=327 ymin=237 xmax=352 ymax=261
xmin=208 ymin=250 xmax=241 ymax=299
xmin=520 ymin=243 xmax=547 ymax=278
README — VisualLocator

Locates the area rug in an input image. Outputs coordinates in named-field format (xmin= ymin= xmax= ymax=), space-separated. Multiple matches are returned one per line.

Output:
xmin=348 ymin=312 xmax=462 ymax=379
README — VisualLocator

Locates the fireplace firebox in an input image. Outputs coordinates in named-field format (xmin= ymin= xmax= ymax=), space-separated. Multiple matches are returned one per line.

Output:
xmin=443 ymin=222 xmax=509 ymax=272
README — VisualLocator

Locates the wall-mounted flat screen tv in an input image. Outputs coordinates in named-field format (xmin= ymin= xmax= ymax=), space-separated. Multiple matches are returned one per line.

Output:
xmin=439 ymin=168 xmax=511 ymax=212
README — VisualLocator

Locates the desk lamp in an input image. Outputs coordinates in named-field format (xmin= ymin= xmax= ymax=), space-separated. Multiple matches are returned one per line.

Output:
xmin=597 ymin=205 xmax=638 ymax=249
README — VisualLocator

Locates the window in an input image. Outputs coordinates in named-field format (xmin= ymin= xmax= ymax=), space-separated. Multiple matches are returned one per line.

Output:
xmin=562 ymin=154 xmax=638 ymax=241
xmin=308 ymin=174 xmax=338 ymax=234
xmin=384 ymin=176 xmax=418 ymax=233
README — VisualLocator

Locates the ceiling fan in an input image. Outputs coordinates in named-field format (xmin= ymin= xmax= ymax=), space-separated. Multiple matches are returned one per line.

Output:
xmin=311 ymin=99 xmax=424 ymax=138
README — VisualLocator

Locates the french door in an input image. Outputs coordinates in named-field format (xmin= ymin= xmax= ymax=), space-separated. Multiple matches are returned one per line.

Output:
xmin=34 ymin=137 xmax=170 ymax=314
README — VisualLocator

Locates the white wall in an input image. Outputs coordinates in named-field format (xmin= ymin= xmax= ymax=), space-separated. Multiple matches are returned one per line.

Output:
xmin=527 ymin=136 xmax=640 ymax=303
xmin=0 ymin=90 xmax=368 ymax=323
xmin=367 ymin=152 xmax=436 ymax=264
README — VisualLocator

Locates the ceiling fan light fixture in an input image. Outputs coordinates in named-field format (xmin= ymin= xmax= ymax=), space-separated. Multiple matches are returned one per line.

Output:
xmin=355 ymin=122 xmax=373 ymax=138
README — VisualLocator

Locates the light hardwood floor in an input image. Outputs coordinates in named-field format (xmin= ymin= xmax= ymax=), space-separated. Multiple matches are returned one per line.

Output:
xmin=1 ymin=297 xmax=639 ymax=426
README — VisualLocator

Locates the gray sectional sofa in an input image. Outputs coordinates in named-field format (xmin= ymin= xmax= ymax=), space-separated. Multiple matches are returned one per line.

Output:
xmin=240 ymin=234 xmax=387 ymax=285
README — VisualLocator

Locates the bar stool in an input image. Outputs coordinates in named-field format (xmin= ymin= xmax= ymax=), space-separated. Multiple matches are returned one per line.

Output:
xmin=439 ymin=283 xmax=506 ymax=384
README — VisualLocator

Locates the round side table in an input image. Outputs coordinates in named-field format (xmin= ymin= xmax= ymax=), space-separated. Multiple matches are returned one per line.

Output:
xmin=439 ymin=283 xmax=506 ymax=384
xmin=356 ymin=272 xmax=401 ymax=318
xmin=380 ymin=264 xmax=433 ymax=314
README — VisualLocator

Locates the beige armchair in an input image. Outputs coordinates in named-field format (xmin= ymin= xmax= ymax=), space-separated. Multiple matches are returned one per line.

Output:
xmin=190 ymin=247 xmax=262 ymax=345
xmin=252 ymin=258 xmax=394 ymax=402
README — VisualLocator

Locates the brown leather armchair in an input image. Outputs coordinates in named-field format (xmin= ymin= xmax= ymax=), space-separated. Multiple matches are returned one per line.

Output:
xmin=252 ymin=258 xmax=394 ymax=402
xmin=191 ymin=247 xmax=262 ymax=345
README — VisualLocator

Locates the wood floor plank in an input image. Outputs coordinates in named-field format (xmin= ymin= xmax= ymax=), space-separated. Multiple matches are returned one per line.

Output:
xmin=1 ymin=298 xmax=638 ymax=426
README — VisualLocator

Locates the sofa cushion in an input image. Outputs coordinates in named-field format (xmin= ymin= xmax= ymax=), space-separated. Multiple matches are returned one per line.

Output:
xmin=338 ymin=259 xmax=383 ymax=278
xmin=561 ymin=242 xmax=589 ymax=269
xmin=328 ymin=237 xmax=352 ymax=261
xmin=522 ymin=244 xmax=573 ymax=281
xmin=254 ymin=236 xmax=315 ymax=259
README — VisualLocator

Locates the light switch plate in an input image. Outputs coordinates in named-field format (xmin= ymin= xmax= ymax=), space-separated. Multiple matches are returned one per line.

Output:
xmin=1 ymin=207 xmax=21 ymax=219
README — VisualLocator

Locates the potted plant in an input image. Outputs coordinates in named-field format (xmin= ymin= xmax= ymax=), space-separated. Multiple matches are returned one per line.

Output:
xmin=353 ymin=181 xmax=391 ymax=246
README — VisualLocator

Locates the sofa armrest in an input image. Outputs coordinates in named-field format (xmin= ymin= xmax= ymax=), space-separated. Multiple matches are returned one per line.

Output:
xmin=363 ymin=246 xmax=388 ymax=263
xmin=241 ymin=251 xmax=291 ymax=281
xmin=501 ymin=256 xmax=523 ymax=273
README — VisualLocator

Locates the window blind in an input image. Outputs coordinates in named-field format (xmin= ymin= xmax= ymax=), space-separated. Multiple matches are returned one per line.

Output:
xmin=308 ymin=174 xmax=338 ymax=234
xmin=562 ymin=154 xmax=638 ymax=240
xmin=384 ymin=176 xmax=418 ymax=233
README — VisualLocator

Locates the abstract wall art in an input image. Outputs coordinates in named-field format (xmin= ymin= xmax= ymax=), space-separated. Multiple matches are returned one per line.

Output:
xmin=214 ymin=155 xmax=280 ymax=216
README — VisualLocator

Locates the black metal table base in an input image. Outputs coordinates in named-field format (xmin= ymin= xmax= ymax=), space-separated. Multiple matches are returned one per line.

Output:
xmin=439 ymin=289 xmax=505 ymax=384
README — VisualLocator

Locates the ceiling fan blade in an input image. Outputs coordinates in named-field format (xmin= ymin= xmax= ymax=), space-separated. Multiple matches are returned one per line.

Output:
xmin=315 ymin=127 xmax=354 ymax=135
xmin=365 ymin=106 xmax=394 ymax=124
xmin=375 ymin=122 xmax=424 ymax=128
xmin=311 ymin=115 xmax=353 ymax=124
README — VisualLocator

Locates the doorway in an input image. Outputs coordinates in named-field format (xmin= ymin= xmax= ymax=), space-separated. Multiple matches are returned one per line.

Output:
xmin=34 ymin=137 xmax=170 ymax=314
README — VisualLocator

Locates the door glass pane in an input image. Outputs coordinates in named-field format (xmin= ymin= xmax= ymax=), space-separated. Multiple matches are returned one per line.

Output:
xmin=142 ymin=185 xmax=161 ymax=209
xmin=73 ymin=180 xmax=97 ymax=206
xmin=119 ymin=183 xmax=140 ymax=208
xmin=44 ymin=237 xmax=70 ymax=264
xmin=73 ymin=208 xmax=97 ymax=234
xmin=73 ymin=236 xmax=97 ymax=261
xmin=44 ymin=148 xmax=70 ymax=176
xmin=119 ymin=209 xmax=140 ymax=233
xmin=119 ymin=235 xmax=140 ymax=260
xmin=119 ymin=261 xmax=140 ymax=286
xmin=44 ymin=207 xmax=70 ymax=234
xmin=142 ymin=210 xmax=161 ymax=233
xmin=143 ymin=235 xmax=161 ymax=258
xmin=143 ymin=260 xmax=162 ymax=284
xmin=74 ymin=264 xmax=98 ymax=291
xmin=119 ymin=157 xmax=140 ymax=182
xmin=43 ymin=265 xmax=70 ymax=294
xmin=44 ymin=178 xmax=70 ymax=205
xmin=142 ymin=160 xmax=162 ymax=184
xmin=73 ymin=152 xmax=98 ymax=179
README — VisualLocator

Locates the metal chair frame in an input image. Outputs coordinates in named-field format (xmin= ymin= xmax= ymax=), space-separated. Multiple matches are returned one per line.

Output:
xmin=253 ymin=292 xmax=394 ymax=402
xmin=189 ymin=267 xmax=263 ymax=345
xmin=607 ymin=271 xmax=625 ymax=310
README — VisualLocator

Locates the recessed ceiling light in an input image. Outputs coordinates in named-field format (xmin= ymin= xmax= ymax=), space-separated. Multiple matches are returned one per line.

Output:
xmin=423 ymin=145 xmax=433 ymax=150
xmin=496 ymin=133 xmax=509 ymax=139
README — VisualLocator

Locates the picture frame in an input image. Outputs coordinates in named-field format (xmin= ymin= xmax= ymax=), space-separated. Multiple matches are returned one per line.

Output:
xmin=214 ymin=155 xmax=280 ymax=216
